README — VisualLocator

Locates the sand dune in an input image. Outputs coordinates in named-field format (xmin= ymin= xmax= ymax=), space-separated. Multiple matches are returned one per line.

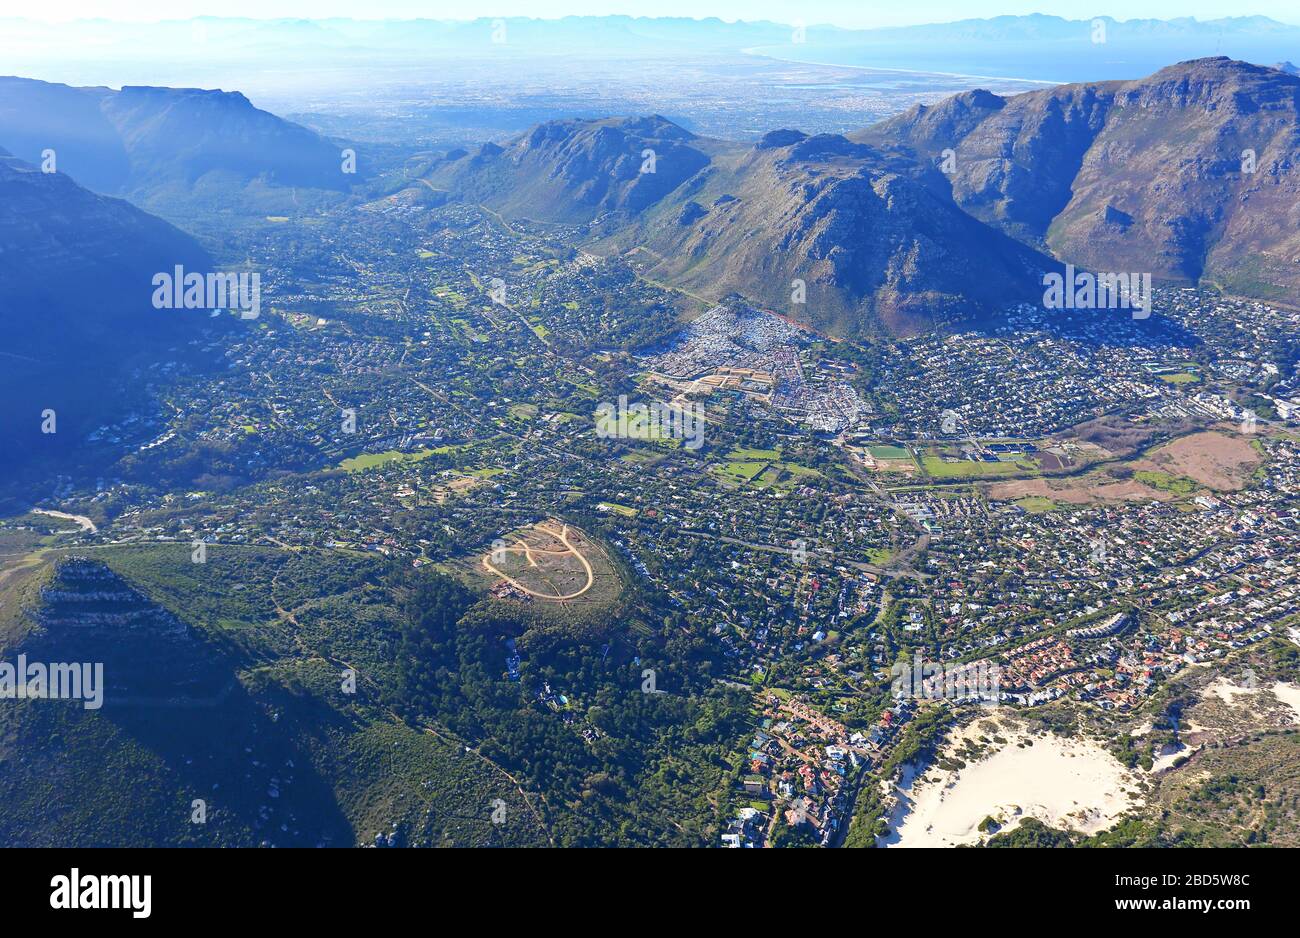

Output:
xmin=883 ymin=720 xmax=1142 ymax=847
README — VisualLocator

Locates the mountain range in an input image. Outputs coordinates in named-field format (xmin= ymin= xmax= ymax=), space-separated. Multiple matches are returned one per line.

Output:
xmin=6 ymin=15 xmax=1300 ymax=92
xmin=4 ymin=14 xmax=1298 ymax=54
xmin=424 ymin=57 xmax=1300 ymax=334
xmin=0 ymin=77 xmax=352 ymax=214
xmin=426 ymin=117 xmax=1057 ymax=336
xmin=856 ymin=57 xmax=1300 ymax=299
xmin=1 ymin=55 xmax=1297 ymax=459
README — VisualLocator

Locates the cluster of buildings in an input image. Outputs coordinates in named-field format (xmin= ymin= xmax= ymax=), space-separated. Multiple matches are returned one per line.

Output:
xmin=641 ymin=304 xmax=871 ymax=434
xmin=724 ymin=694 xmax=914 ymax=847
xmin=33 ymin=186 xmax=1300 ymax=850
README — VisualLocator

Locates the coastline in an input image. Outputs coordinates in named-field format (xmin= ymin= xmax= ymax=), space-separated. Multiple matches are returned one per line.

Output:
xmin=740 ymin=44 xmax=1056 ymax=86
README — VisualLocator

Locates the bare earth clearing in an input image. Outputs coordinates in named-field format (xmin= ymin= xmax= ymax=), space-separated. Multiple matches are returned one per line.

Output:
xmin=986 ymin=430 xmax=1262 ymax=504
xmin=473 ymin=520 xmax=622 ymax=613
xmin=986 ymin=476 xmax=1171 ymax=504
xmin=483 ymin=520 xmax=595 ymax=600
xmin=1132 ymin=429 xmax=1262 ymax=491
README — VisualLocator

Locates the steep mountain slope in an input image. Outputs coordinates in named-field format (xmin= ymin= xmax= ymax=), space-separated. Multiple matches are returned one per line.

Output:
xmin=0 ymin=150 xmax=211 ymax=350
xmin=103 ymin=85 xmax=348 ymax=190
xmin=428 ymin=116 xmax=717 ymax=226
xmin=613 ymin=131 xmax=1054 ymax=336
xmin=0 ymin=150 xmax=212 ymax=471
xmin=855 ymin=84 xmax=1116 ymax=245
xmin=425 ymin=118 xmax=1057 ymax=336
xmin=0 ymin=78 xmax=129 ymax=193
xmin=856 ymin=58 xmax=1300 ymax=299
xmin=0 ymin=76 xmax=350 ymax=201
xmin=0 ymin=554 xmax=547 ymax=847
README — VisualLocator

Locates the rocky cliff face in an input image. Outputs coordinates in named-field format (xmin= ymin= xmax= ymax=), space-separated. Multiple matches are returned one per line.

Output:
xmin=858 ymin=57 xmax=1300 ymax=299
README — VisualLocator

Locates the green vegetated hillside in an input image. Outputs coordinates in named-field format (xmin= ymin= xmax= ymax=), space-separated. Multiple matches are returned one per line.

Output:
xmin=0 ymin=537 xmax=750 ymax=846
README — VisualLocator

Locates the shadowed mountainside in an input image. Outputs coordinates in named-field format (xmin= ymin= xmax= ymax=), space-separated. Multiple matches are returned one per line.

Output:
xmin=0 ymin=149 xmax=214 ymax=476
xmin=0 ymin=76 xmax=351 ymax=197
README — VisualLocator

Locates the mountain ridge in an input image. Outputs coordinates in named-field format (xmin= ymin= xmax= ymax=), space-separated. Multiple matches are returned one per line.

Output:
xmin=856 ymin=57 xmax=1300 ymax=298
xmin=0 ymin=76 xmax=351 ymax=199
xmin=423 ymin=57 xmax=1299 ymax=333
xmin=425 ymin=115 xmax=1057 ymax=336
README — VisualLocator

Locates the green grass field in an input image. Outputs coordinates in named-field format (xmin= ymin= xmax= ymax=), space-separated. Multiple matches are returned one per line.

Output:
xmin=339 ymin=448 xmax=437 ymax=472
xmin=714 ymin=461 xmax=769 ymax=483
xmin=709 ymin=446 xmax=820 ymax=492
xmin=1134 ymin=470 xmax=1197 ymax=495
xmin=1014 ymin=496 xmax=1058 ymax=513
xmin=621 ymin=450 xmax=664 ymax=466
xmin=921 ymin=456 xmax=1034 ymax=479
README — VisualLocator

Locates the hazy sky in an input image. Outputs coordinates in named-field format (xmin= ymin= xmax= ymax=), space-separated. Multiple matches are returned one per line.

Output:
xmin=3 ymin=2 xmax=1296 ymax=29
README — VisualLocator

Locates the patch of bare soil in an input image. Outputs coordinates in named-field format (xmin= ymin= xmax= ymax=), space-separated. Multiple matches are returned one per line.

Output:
xmin=986 ymin=476 xmax=1169 ymax=505
xmin=1131 ymin=430 xmax=1262 ymax=491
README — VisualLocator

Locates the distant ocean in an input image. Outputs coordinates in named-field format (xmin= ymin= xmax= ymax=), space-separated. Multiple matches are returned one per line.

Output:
xmin=747 ymin=38 xmax=1297 ymax=85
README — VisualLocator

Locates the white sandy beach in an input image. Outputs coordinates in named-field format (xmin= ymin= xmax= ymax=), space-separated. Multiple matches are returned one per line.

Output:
xmin=883 ymin=720 xmax=1142 ymax=847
